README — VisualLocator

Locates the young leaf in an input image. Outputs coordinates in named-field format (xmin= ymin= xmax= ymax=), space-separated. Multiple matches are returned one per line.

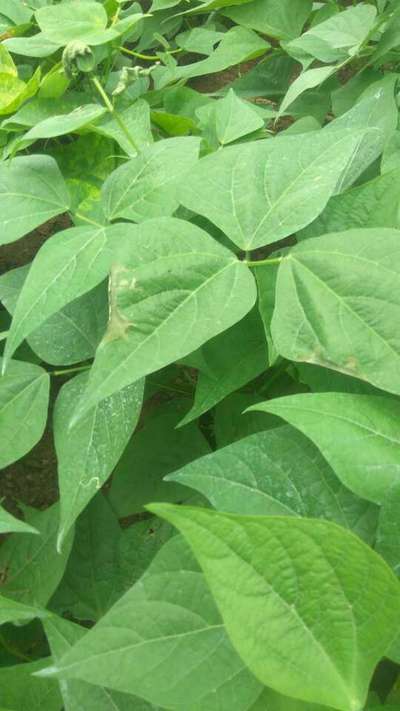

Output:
xmin=178 ymin=128 xmax=368 ymax=250
xmin=199 ymin=88 xmax=265 ymax=147
xmin=19 ymin=104 xmax=106 ymax=145
xmin=102 ymin=137 xmax=200 ymax=223
xmin=0 ymin=505 xmax=38 ymax=536
xmin=3 ymin=224 xmax=132 ymax=365
xmin=35 ymin=1 xmax=118 ymax=45
xmin=74 ymin=217 xmax=257 ymax=418
xmin=109 ymin=400 xmax=210 ymax=518
xmin=166 ymin=426 xmax=378 ymax=542
xmin=270 ymin=228 xmax=400 ymax=396
xmin=222 ymin=0 xmax=313 ymax=40
xmin=0 ymin=504 xmax=73 ymax=607
xmin=54 ymin=372 xmax=144 ymax=551
xmin=250 ymin=393 xmax=400 ymax=505
xmin=0 ymin=155 xmax=70 ymax=246
xmin=0 ymin=659 xmax=62 ymax=711
xmin=41 ymin=536 xmax=262 ymax=709
xmin=0 ymin=357 xmax=50 ymax=469
xmin=148 ymin=505 xmax=400 ymax=711
xmin=178 ymin=309 xmax=268 ymax=427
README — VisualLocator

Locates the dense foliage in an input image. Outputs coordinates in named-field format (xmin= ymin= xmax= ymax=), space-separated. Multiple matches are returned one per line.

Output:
xmin=1 ymin=0 xmax=400 ymax=709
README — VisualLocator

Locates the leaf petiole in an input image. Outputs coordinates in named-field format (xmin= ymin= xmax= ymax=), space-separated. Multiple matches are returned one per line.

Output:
xmin=91 ymin=76 xmax=138 ymax=153
xmin=245 ymin=257 xmax=284 ymax=268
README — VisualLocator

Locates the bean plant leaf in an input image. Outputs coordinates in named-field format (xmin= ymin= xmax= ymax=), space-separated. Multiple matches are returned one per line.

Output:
xmin=20 ymin=104 xmax=106 ymax=144
xmin=376 ymin=482 xmax=400 ymax=575
xmin=3 ymin=224 xmax=134 ymax=365
xmin=54 ymin=372 xmax=144 ymax=551
xmin=149 ymin=504 xmax=400 ymax=711
xmin=40 ymin=535 xmax=263 ymax=709
xmin=0 ymin=659 xmax=62 ymax=711
xmin=166 ymin=426 xmax=378 ymax=542
xmin=0 ymin=506 xmax=38 ymax=536
xmin=102 ymin=137 xmax=201 ymax=223
xmin=0 ymin=595 xmax=47 ymax=626
xmin=0 ymin=357 xmax=50 ymax=469
xmin=35 ymin=1 xmax=118 ymax=46
xmin=0 ymin=504 xmax=73 ymax=607
xmin=179 ymin=309 xmax=268 ymax=426
xmin=222 ymin=0 xmax=313 ymax=40
xmin=270 ymin=228 xmax=400 ymax=396
xmin=251 ymin=393 xmax=400 ymax=505
xmin=0 ymin=155 xmax=70 ymax=246
xmin=74 ymin=218 xmax=257 ymax=418
xmin=178 ymin=128 xmax=369 ymax=250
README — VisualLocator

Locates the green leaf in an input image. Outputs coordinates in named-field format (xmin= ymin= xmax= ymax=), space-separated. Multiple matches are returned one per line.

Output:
xmin=178 ymin=127 xmax=368 ymax=250
xmin=0 ymin=504 xmax=73 ymax=607
xmin=149 ymin=504 xmax=400 ymax=711
xmin=93 ymin=99 xmax=153 ymax=156
xmin=42 ymin=535 xmax=263 ymax=709
xmin=44 ymin=615 xmax=156 ymax=710
xmin=223 ymin=0 xmax=313 ymax=41
xmin=0 ymin=155 xmax=70 ymax=246
xmin=179 ymin=309 xmax=268 ymax=426
xmin=214 ymin=392 xmax=280 ymax=447
xmin=109 ymin=400 xmax=210 ymax=517
xmin=270 ymin=228 xmax=400 ymax=396
xmin=0 ymin=267 xmax=108 ymax=366
xmin=278 ymin=65 xmax=337 ymax=117
xmin=197 ymin=88 xmax=265 ymax=147
xmin=54 ymin=371 xmax=144 ymax=550
xmin=299 ymin=169 xmax=400 ymax=240
xmin=166 ymin=426 xmax=378 ymax=541
xmin=376 ymin=482 xmax=400 ymax=575
xmin=0 ymin=357 xmax=50 ymax=469
xmin=0 ymin=596 xmax=47 ymax=626
xmin=74 ymin=217 xmax=257 ymax=418
xmin=19 ymin=103 xmax=106 ymax=145
xmin=4 ymin=34 xmax=61 ymax=58
xmin=0 ymin=659 xmax=62 ymax=711
xmin=36 ymin=1 xmax=118 ymax=46
xmin=102 ymin=137 xmax=200 ymax=223
xmin=286 ymin=5 xmax=377 ymax=63
xmin=0 ymin=506 xmax=38 ymax=536
xmin=3 ymin=224 xmax=133 ymax=364
xmin=251 ymin=393 xmax=400 ymax=505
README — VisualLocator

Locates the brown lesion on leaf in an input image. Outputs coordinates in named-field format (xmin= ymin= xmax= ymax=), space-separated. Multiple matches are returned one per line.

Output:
xmin=102 ymin=264 xmax=136 ymax=345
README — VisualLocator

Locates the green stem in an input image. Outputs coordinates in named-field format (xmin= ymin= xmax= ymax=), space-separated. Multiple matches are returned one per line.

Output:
xmin=120 ymin=46 xmax=182 ymax=61
xmin=246 ymin=257 xmax=283 ymax=268
xmin=91 ymin=76 xmax=138 ymax=153
xmin=51 ymin=364 xmax=91 ymax=377
xmin=0 ymin=330 xmax=9 ymax=342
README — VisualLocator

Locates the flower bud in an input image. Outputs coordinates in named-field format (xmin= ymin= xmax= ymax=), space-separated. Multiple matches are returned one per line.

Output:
xmin=62 ymin=40 xmax=95 ymax=79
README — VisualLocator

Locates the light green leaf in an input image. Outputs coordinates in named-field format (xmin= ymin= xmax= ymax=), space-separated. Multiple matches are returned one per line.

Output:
xmin=109 ymin=400 xmax=210 ymax=518
xmin=167 ymin=426 xmax=378 ymax=541
xmin=44 ymin=615 xmax=157 ymax=710
xmin=54 ymin=371 xmax=144 ymax=550
xmin=0 ymin=45 xmax=17 ymax=76
xmin=0 ymin=154 xmax=70 ymax=246
xmin=42 ymin=535 xmax=263 ymax=709
xmin=36 ymin=1 xmax=117 ymax=45
xmin=0 ymin=659 xmax=62 ymax=711
xmin=20 ymin=103 xmax=106 ymax=144
xmin=0 ymin=357 xmax=50 ymax=469
xmin=4 ymin=34 xmax=61 ymax=58
xmin=178 ymin=309 xmax=268 ymax=426
xmin=270 ymin=228 xmax=400 ymax=396
xmin=376 ymin=482 xmax=400 ymax=576
xmin=251 ymin=393 xmax=400 ymax=505
xmin=93 ymin=99 xmax=152 ymax=156
xmin=102 ymin=137 xmax=200 ymax=223
xmin=3 ymin=224 xmax=133 ymax=365
xmin=74 ymin=217 xmax=257 ymax=418
xmin=0 ymin=504 xmax=73 ymax=607
xmin=279 ymin=65 xmax=337 ymax=117
xmin=299 ymin=169 xmax=400 ymax=240
xmin=0 ymin=505 xmax=38 ymax=536
xmin=0 ymin=596 xmax=47 ymax=626
xmin=286 ymin=5 xmax=377 ymax=63
xmin=149 ymin=504 xmax=400 ymax=711
xmin=0 ymin=267 xmax=108 ymax=366
xmin=223 ymin=0 xmax=313 ymax=40
xmin=198 ymin=88 xmax=265 ymax=146
xmin=0 ymin=0 xmax=33 ymax=27
xmin=178 ymin=128 xmax=368 ymax=250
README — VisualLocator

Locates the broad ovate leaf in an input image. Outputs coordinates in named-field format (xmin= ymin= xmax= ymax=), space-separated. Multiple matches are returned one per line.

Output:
xmin=0 ymin=357 xmax=49 ymax=469
xmin=0 ymin=154 xmax=70 ymax=246
xmin=166 ymin=426 xmax=378 ymax=542
xmin=0 ymin=658 xmax=62 ymax=711
xmin=102 ymin=137 xmax=200 ymax=223
xmin=149 ymin=505 xmax=400 ymax=711
xmin=223 ymin=0 xmax=313 ymax=40
xmin=270 ymin=228 xmax=400 ymax=396
xmin=35 ymin=1 xmax=117 ymax=45
xmin=54 ymin=372 xmax=144 ymax=551
xmin=0 ymin=505 xmax=38 ymax=536
xmin=3 ymin=224 xmax=132 ymax=365
xmin=74 ymin=218 xmax=256 ymax=418
xmin=251 ymin=393 xmax=400 ymax=505
xmin=178 ymin=128 xmax=368 ymax=250
xmin=40 ymin=535 xmax=262 ymax=709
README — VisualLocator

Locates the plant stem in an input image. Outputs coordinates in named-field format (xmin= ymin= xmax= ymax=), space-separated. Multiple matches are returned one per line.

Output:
xmin=91 ymin=76 xmax=138 ymax=153
xmin=51 ymin=364 xmax=91 ymax=377
xmin=246 ymin=257 xmax=283 ymax=268
xmin=120 ymin=46 xmax=182 ymax=61
xmin=0 ymin=330 xmax=9 ymax=342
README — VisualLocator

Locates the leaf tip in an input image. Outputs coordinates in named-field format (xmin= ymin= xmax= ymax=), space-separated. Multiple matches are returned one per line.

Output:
xmin=33 ymin=665 xmax=59 ymax=678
